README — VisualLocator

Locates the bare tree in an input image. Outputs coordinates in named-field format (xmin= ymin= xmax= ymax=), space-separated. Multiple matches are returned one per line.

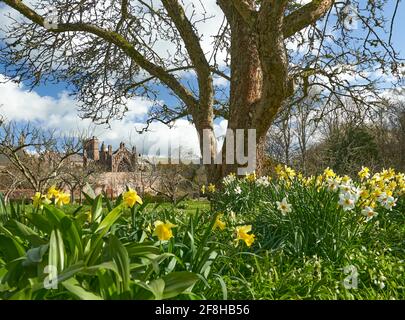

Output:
xmin=0 ymin=166 xmax=26 ymax=202
xmin=59 ymin=160 xmax=101 ymax=203
xmin=0 ymin=121 xmax=84 ymax=193
xmin=0 ymin=0 xmax=402 ymax=180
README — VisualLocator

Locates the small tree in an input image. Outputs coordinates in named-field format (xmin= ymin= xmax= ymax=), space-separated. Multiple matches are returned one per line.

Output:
xmin=0 ymin=121 xmax=84 ymax=193
xmin=59 ymin=160 xmax=100 ymax=203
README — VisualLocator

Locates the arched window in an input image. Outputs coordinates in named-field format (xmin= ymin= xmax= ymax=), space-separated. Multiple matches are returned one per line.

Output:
xmin=117 ymin=158 xmax=133 ymax=172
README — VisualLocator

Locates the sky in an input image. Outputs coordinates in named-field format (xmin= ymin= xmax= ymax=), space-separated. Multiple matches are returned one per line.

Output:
xmin=0 ymin=0 xmax=404 ymax=157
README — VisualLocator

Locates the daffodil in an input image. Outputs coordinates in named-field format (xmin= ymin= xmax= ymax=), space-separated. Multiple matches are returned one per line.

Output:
xmin=84 ymin=210 xmax=92 ymax=223
xmin=379 ymin=194 xmax=397 ymax=211
xmin=223 ymin=173 xmax=236 ymax=185
xmin=234 ymin=186 xmax=242 ymax=194
xmin=245 ymin=172 xmax=256 ymax=182
xmin=323 ymin=167 xmax=336 ymax=178
xmin=362 ymin=206 xmax=378 ymax=222
xmin=55 ymin=192 xmax=70 ymax=206
xmin=123 ymin=188 xmax=143 ymax=208
xmin=276 ymin=197 xmax=292 ymax=215
xmin=207 ymin=183 xmax=216 ymax=193
xmin=235 ymin=225 xmax=255 ymax=247
xmin=47 ymin=185 xmax=59 ymax=198
xmin=341 ymin=175 xmax=352 ymax=184
xmin=338 ymin=193 xmax=356 ymax=211
xmin=32 ymin=192 xmax=42 ymax=208
xmin=31 ymin=192 xmax=50 ymax=209
xmin=213 ymin=214 xmax=226 ymax=231
xmin=201 ymin=185 xmax=206 ymax=194
xmin=326 ymin=178 xmax=340 ymax=192
xmin=275 ymin=164 xmax=284 ymax=177
xmin=256 ymin=176 xmax=270 ymax=187
xmin=285 ymin=166 xmax=296 ymax=179
xmin=153 ymin=220 xmax=176 ymax=241
xmin=358 ymin=166 xmax=370 ymax=181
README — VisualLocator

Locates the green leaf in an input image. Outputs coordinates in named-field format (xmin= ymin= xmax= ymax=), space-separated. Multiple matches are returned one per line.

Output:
xmin=108 ymin=235 xmax=130 ymax=292
xmin=62 ymin=278 xmax=103 ymax=300
xmin=5 ymin=220 xmax=46 ymax=247
xmin=125 ymin=243 xmax=160 ymax=258
xmin=143 ymin=278 xmax=165 ymax=300
xmin=0 ymin=235 xmax=26 ymax=261
xmin=86 ymin=205 xmax=123 ymax=265
xmin=44 ymin=205 xmax=66 ymax=226
xmin=95 ymin=204 xmax=123 ymax=234
xmin=161 ymin=272 xmax=199 ymax=300
xmin=92 ymin=195 xmax=104 ymax=224
xmin=49 ymin=229 xmax=65 ymax=272
xmin=26 ymin=212 xmax=52 ymax=234
xmin=9 ymin=288 xmax=32 ymax=300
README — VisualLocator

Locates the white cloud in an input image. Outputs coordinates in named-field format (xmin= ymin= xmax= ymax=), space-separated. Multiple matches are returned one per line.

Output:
xmin=0 ymin=74 xmax=205 ymax=157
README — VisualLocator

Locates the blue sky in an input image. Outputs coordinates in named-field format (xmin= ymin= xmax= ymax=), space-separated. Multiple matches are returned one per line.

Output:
xmin=0 ymin=0 xmax=404 ymax=156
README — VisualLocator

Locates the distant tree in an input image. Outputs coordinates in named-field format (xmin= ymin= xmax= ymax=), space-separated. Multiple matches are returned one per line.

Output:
xmin=0 ymin=166 xmax=26 ymax=202
xmin=326 ymin=125 xmax=380 ymax=175
xmin=0 ymin=121 xmax=84 ymax=193
xmin=59 ymin=160 xmax=101 ymax=203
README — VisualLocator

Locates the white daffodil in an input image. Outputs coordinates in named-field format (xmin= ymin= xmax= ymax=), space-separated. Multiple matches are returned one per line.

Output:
xmin=338 ymin=193 xmax=356 ymax=211
xmin=377 ymin=192 xmax=388 ymax=204
xmin=339 ymin=183 xmax=352 ymax=194
xmin=362 ymin=206 xmax=378 ymax=221
xmin=223 ymin=173 xmax=236 ymax=185
xmin=326 ymin=178 xmax=340 ymax=192
xmin=350 ymin=186 xmax=362 ymax=202
xmin=382 ymin=196 xmax=397 ymax=211
xmin=256 ymin=176 xmax=270 ymax=187
xmin=276 ymin=197 xmax=292 ymax=215
xmin=234 ymin=186 xmax=242 ymax=194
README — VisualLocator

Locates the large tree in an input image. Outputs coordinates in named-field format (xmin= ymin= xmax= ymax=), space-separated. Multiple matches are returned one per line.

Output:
xmin=0 ymin=0 xmax=402 ymax=181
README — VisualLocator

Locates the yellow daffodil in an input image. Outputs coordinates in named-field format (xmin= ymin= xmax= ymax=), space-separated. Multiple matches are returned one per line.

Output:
xmin=123 ymin=188 xmax=143 ymax=208
xmin=207 ymin=183 xmax=216 ymax=193
xmin=201 ymin=185 xmax=206 ymax=194
xmin=358 ymin=166 xmax=370 ymax=181
xmin=275 ymin=164 xmax=284 ymax=176
xmin=341 ymin=175 xmax=351 ymax=184
xmin=235 ymin=225 xmax=255 ymax=247
xmin=323 ymin=167 xmax=336 ymax=178
xmin=47 ymin=185 xmax=59 ymax=198
xmin=32 ymin=192 xmax=42 ymax=208
xmin=31 ymin=192 xmax=50 ymax=209
xmin=153 ymin=220 xmax=176 ymax=241
xmin=55 ymin=192 xmax=70 ymax=206
xmin=285 ymin=166 xmax=296 ymax=179
xmin=84 ymin=210 xmax=92 ymax=223
xmin=213 ymin=214 xmax=226 ymax=231
xmin=245 ymin=172 xmax=256 ymax=182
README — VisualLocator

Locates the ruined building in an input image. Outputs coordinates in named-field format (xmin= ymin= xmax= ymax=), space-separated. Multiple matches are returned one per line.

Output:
xmin=83 ymin=136 xmax=140 ymax=172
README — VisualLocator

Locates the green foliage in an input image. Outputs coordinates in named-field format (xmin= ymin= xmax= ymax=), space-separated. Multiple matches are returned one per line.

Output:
xmin=326 ymin=125 xmax=380 ymax=175
xmin=0 ymin=189 xmax=204 ymax=300
xmin=207 ymin=172 xmax=404 ymax=299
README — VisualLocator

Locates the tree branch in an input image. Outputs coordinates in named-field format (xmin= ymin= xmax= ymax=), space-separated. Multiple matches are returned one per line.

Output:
xmin=1 ymin=0 xmax=199 ymax=110
xmin=230 ymin=0 xmax=257 ymax=28
xmin=161 ymin=0 xmax=214 ymax=117
xmin=283 ymin=0 xmax=335 ymax=39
